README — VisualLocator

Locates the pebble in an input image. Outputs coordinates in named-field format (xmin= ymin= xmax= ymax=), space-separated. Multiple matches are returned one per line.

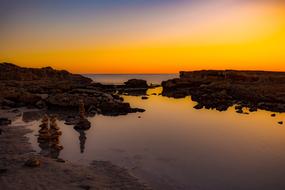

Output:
xmin=24 ymin=157 xmax=41 ymax=167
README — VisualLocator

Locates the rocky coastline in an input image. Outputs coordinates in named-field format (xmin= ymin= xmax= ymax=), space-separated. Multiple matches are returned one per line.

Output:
xmin=162 ymin=70 xmax=285 ymax=113
xmin=0 ymin=63 xmax=146 ymax=116
xmin=0 ymin=63 xmax=153 ymax=189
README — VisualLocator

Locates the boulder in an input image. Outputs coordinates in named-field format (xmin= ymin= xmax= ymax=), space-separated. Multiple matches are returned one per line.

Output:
xmin=24 ymin=157 xmax=41 ymax=167
xmin=124 ymin=79 xmax=148 ymax=88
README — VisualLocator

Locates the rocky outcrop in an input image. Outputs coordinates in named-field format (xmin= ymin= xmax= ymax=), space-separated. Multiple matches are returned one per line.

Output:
xmin=124 ymin=79 xmax=148 ymax=88
xmin=162 ymin=70 xmax=285 ymax=113
xmin=89 ymin=79 xmax=150 ymax=96
xmin=0 ymin=63 xmax=92 ymax=85
xmin=0 ymin=63 xmax=144 ymax=115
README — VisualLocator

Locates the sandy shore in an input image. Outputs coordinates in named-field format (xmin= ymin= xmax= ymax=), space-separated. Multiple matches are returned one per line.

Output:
xmin=0 ymin=110 xmax=151 ymax=190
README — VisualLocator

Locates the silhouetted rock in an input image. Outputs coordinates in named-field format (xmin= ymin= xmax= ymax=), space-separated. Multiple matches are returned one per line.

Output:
xmin=124 ymin=79 xmax=148 ymax=88
xmin=141 ymin=96 xmax=148 ymax=100
xmin=0 ymin=63 xmax=144 ymax=116
xmin=194 ymin=104 xmax=203 ymax=110
xmin=162 ymin=70 xmax=285 ymax=113
xmin=0 ymin=62 xmax=92 ymax=85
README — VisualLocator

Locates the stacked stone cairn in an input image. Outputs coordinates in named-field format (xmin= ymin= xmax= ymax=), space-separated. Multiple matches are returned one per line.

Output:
xmin=37 ymin=114 xmax=63 ymax=158
xmin=49 ymin=115 xmax=63 ymax=158
xmin=74 ymin=99 xmax=91 ymax=130
xmin=38 ymin=115 xmax=50 ymax=143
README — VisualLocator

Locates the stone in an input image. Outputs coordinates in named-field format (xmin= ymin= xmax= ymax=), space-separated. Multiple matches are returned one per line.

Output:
xmin=271 ymin=114 xmax=276 ymax=117
xmin=130 ymin=108 xmax=145 ymax=113
xmin=56 ymin=158 xmax=66 ymax=163
xmin=216 ymin=105 xmax=229 ymax=112
xmin=64 ymin=116 xmax=79 ymax=125
xmin=35 ymin=100 xmax=46 ymax=109
xmin=141 ymin=96 xmax=148 ymax=100
xmin=87 ymin=105 xmax=97 ymax=115
xmin=249 ymin=107 xmax=258 ymax=112
xmin=0 ymin=118 xmax=11 ymax=126
xmin=236 ymin=109 xmax=243 ymax=114
xmin=194 ymin=104 xmax=203 ymax=110
xmin=278 ymin=121 xmax=283 ymax=125
xmin=24 ymin=157 xmax=41 ymax=167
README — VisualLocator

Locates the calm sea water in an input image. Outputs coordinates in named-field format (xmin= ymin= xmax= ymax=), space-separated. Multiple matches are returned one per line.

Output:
xmin=84 ymin=74 xmax=178 ymax=85
xmin=22 ymin=74 xmax=285 ymax=190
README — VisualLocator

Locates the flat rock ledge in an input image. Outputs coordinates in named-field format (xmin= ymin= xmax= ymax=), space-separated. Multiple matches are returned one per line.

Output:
xmin=0 ymin=63 xmax=145 ymax=116
xmin=162 ymin=70 xmax=285 ymax=113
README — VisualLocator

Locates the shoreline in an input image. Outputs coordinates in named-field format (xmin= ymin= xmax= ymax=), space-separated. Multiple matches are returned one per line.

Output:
xmin=0 ymin=109 xmax=151 ymax=190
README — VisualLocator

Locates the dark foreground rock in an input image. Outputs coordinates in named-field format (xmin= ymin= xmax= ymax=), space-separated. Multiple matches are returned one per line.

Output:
xmin=162 ymin=70 xmax=285 ymax=113
xmin=0 ymin=63 xmax=144 ymax=115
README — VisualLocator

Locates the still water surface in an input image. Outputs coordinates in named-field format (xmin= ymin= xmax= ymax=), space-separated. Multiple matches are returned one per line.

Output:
xmin=24 ymin=75 xmax=285 ymax=190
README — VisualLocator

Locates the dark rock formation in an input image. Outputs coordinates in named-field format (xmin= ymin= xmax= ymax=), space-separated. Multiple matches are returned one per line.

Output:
xmin=162 ymin=70 xmax=285 ymax=113
xmin=0 ymin=62 xmax=92 ymax=85
xmin=89 ymin=79 xmax=150 ymax=96
xmin=141 ymin=96 xmax=149 ymax=100
xmin=124 ymin=79 xmax=148 ymax=88
xmin=0 ymin=63 xmax=143 ymax=115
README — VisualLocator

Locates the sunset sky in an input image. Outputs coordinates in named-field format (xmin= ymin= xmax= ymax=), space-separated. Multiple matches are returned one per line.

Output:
xmin=1 ymin=0 xmax=285 ymax=73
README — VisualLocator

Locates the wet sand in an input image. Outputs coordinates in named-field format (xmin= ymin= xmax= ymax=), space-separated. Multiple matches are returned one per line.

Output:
xmin=0 ymin=110 xmax=151 ymax=190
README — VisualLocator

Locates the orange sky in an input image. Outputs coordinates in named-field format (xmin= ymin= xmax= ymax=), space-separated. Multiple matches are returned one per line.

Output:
xmin=1 ymin=1 xmax=285 ymax=73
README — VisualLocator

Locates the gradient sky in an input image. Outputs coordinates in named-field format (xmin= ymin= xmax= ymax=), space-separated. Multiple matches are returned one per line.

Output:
xmin=1 ymin=0 xmax=285 ymax=73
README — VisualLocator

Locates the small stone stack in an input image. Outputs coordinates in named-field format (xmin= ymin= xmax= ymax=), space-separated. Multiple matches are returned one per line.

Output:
xmin=79 ymin=99 xmax=86 ymax=119
xmin=38 ymin=114 xmax=50 ymax=143
xmin=37 ymin=115 xmax=50 ymax=154
xmin=49 ymin=115 xmax=63 ymax=158
xmin=78 ymin=130 xmax=87 ymax=153
xmin=74 ymin=99 xmax=91 ymax=130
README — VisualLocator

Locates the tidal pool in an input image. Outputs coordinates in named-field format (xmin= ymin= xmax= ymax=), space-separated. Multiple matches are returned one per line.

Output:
xmin=20 ymin=72 xmax=285 ymax=190
xmin=22 ymin=86 xmax=285 ymax=190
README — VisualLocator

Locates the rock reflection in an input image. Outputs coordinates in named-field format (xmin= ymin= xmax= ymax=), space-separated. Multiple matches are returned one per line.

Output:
xmin=76 ymin=129 xmax=87 ymax=153
xmin=74 ymin=99 xmax=89 ymax=153
xmin=37 ymin=115 xmax=63 ymax=159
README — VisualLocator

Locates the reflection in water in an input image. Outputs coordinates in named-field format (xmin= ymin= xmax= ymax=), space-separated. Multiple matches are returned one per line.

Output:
xmin=37 ymin=115 xmax=63 ymax=159
xmin=76 ymin=129 xmax=87 ymax=153
xmin=25 ymin=85 xmax=285 ymax=190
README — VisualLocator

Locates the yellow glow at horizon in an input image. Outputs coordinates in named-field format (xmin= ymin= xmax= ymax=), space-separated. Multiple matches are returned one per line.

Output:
xmin=1 ymin=2 xmax=285 ymax=73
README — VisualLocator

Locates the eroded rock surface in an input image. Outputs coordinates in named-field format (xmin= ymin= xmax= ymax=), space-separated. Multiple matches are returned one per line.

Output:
xmin=162 ymin=70 xmax=285 ymax=112
xmin=0 ymin=63 xmax=143 ymax=115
